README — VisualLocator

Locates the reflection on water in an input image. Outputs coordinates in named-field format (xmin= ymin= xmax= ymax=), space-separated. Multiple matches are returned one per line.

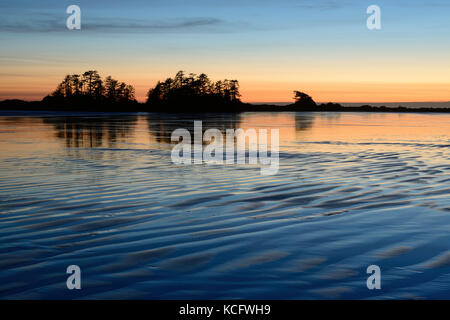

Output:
xmin=295 ymin=114 xmax=315 ymax=131
xmin=145 ymin=113 xmax=243 ymax=145
xmin=0 ymin=111 xmax=449 ymax=299
xmin=43 ymin=116 xmax=138 ymax=149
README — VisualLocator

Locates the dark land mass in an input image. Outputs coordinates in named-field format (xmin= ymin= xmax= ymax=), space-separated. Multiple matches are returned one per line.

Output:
xmin=2 ymin=99 xmax=450 ymax=114
xmin=1 ymin=70 xmax=449 ymax=113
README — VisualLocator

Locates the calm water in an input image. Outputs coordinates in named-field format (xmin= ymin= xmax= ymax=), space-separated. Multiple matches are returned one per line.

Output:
xmin=0 ymin=111 xmax=449 ymax=299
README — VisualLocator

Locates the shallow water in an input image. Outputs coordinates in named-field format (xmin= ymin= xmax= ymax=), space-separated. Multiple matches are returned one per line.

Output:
xmin=0 ymin=111 xmax=449 ymax=299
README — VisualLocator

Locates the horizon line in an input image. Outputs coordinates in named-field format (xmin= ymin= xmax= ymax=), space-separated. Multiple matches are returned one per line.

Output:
xmin=3 ymin=97 xmax=450 ymax=105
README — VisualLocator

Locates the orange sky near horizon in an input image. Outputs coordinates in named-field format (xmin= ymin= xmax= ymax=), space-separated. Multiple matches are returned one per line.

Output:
xmin=1 ymin=72 xmax=450 ymax=104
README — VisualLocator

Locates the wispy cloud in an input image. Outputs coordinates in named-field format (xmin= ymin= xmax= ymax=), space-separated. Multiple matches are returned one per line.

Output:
xmin=85 ymin=18 xmax=223 ymax=32
xmin=0 ymin=14 xmax=225 ymax=34
xmin=294 ymin=0 xmax=346 ymax=10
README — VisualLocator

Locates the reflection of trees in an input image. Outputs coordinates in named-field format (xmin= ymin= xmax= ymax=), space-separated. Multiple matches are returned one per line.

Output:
xmin=294 ymin=113 xmax=315 ymax=131
xmin=38 ymin=111 xmax=323 ymax=150
xmin=295 ymin=113 xmax=342 ymax=131
xmin=146 ymin=112 xmax=322 ymax=146
xmin=145 ymin=113 xmax=243 ymax=145
xmin=43 ymin=115 xmax=138 ymax=148
xmin=320 ymin=113 xmax=342 ymax=123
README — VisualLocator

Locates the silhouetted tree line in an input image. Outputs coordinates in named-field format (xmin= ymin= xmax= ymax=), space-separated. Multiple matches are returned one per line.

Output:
xmin=293 ymin=91 xmax=316 ymax=108
xmin=42 ymin=70 xmax=138 ymax=110
xmin=146 ymin=71 xmax=242 ymax=112
xmin=1 ymin=70 xmax=449 ymax=113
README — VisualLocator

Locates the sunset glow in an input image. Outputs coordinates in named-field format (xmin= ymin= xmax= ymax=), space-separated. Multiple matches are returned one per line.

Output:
xmin=1 ymin=0 xmax=449 ymax=103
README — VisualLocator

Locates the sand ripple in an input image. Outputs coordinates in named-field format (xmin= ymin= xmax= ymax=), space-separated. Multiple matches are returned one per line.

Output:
xmin=0 ymin=112 xmax=449 ymax=299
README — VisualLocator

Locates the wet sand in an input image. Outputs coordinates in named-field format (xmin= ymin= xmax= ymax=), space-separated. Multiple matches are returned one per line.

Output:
xmin=0 ymin=111 xmax=449 ymax=299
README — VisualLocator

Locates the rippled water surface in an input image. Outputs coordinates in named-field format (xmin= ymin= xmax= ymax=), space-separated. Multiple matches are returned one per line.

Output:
xmin=0 ymin=111 xmax=449 ymax=299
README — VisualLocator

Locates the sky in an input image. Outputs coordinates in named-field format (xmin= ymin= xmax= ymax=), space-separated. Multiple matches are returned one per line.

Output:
xmin=0 ymin=0 xmax=449 ymax=103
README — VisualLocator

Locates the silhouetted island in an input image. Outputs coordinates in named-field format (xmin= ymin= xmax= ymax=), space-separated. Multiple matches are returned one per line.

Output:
xmin=42 ymin=70 xmax=139 ymax=111
xmin=1 ymin=70 xmax=449 ymax=113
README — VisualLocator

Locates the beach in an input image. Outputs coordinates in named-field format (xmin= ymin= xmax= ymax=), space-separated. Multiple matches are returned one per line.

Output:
xmin=0 ymin=111 xmax=449 ymax=299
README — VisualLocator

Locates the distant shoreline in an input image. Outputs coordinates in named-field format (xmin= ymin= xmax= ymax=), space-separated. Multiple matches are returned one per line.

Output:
xmin=4 ymin=70 xmax=448 ymax=114
xmin=252 ymin=101 xmax=450 ymax=108
xmin=1 ymin=99 xmax=450 ymax=114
